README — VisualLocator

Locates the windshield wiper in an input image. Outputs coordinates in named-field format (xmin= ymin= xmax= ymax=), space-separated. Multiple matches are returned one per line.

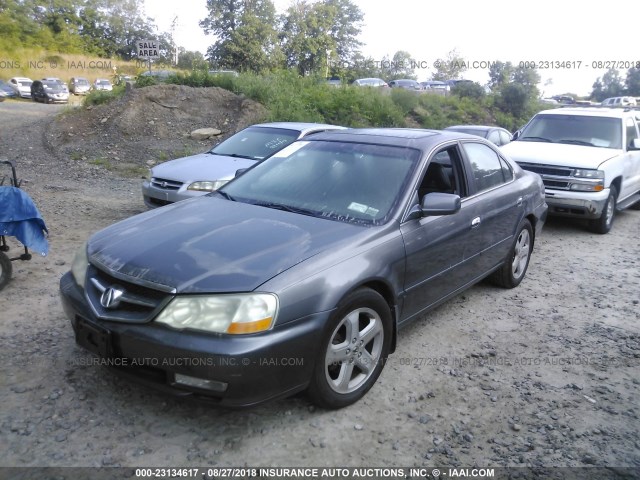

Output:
xmin=558 ymin=139 xmax=595 ymax=147
xmin=520 ymin=136 xmax=552 ymax=142
xmin=253 ymin=202 xmax=319 ymax=217
xmin=212 ymin=152 xmax=259 ymax=160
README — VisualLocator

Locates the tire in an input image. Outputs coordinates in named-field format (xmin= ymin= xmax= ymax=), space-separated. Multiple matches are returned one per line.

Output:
xmin=307 ymin=288 xmax=392 ymax=409
xmin=588 ymin=185 xmax=617 ymax=234
xmin=0 ymin=251 xmax=12 ymax=291
xmin=491 ymin=219 xmax=533 ymax=289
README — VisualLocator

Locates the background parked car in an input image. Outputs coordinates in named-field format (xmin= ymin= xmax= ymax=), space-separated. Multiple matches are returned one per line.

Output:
xmin=42 ymin=77 xmax=69 ymax=93
xmin=444 ymin=125 xmax=512 ymax=146
xmin=142 ymin=122 xmax=346 ymax=208
xmin=420 ymin=80 xmax=448 ymax=91
xmin=352 ymin=78 xmax=389 ymax=88
xmin=601 ymin=96 xmax=637 ymax=107
xmin=30 ymin=79 xmax=69 ymax=104
xmin=8 ymin=77 xmax=33 ymax=98
xmin=93 ymin=78 xmax=113 ymax=91
xmin=388 ymin=79 xmax=422 ymax=91
xmin=69 ymin=77 xmax=91 ymax=95
xmin=0 ymin=80 xmax=18 ymax=101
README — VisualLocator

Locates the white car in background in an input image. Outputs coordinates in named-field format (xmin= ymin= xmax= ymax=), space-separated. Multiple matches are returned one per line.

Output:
xmin=93 ymin=78 xmax=113 ymax=91
xmin=8 ymin=77 xmax=33 ymax=98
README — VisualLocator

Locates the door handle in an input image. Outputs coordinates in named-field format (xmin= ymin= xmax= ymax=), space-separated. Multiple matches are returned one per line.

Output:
xmin=516 ymin=196 xmax=523 ymax=206
xmin=471 ymin=217 xmax=481 ymax=228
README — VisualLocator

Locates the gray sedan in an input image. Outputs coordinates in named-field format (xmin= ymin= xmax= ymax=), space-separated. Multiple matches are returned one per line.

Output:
xmin=142 ymin=122 xmax=346 ymax=208
xmin=61 ymin=129 xmax=547 ymax=408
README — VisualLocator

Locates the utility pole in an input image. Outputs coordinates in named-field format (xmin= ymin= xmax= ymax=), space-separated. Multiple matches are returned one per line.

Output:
xmin=170 ymin=16 xmax=178 ymax=66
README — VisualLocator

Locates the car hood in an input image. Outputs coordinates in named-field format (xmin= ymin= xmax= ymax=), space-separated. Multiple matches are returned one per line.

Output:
xmin=151 ymin=153 xmax=258 ymax=183
xmin=88 ymin=196 xmax=365 ymax=294
xmin=501 ymin=141 xmax=619 ymax=169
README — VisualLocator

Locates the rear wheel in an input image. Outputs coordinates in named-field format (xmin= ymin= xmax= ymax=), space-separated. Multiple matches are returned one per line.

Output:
xmin=308 ymin=288 xmax=392 ymax=409
xmin=588 ymin=186 xmax=617 ymax=234
xmin=0 ymin=252 xmax=12 ymax=291
xmin=491 ymin=219 xmax=533 ymax=289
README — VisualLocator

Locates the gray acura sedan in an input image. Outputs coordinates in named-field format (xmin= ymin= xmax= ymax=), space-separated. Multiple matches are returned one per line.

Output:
xmin=60 ymin=129 xmax=547 ymax=408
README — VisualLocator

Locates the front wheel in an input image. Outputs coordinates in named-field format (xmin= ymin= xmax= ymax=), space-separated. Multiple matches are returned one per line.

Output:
xmin=491 ymin=219 xmax=533 ymax=289
xmin=588 ymin=186 xmax=617 ymax=234
xmin=307 ymin=288 xmax=392 ymax=409
xmin=0 ymin=251 xmax=12 ymax=291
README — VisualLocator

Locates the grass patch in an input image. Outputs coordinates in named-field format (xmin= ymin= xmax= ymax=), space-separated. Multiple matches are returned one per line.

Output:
xmin=84 ymin=84 xmax=126 ymax=106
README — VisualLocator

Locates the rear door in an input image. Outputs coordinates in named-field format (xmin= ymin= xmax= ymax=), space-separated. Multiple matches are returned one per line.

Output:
xmin=459 ymin=141 xmax=523 ymax=273
xmin=620 ymin=116 xmax=640 ymax=200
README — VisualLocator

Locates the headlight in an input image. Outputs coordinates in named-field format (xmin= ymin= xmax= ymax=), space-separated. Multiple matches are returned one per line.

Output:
xmin=71 ymin=242 xmax=89 ymax=289
xmin=154 ymin=293 xmax=278 ymax=334
xmin=187 ymin=180 xmax=229 ymax=192
xmin=573 ymin=169 xmax=604 ymax=179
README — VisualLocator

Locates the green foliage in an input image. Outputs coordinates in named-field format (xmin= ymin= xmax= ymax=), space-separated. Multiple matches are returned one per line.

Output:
xmin=451 ymin=82 xmax=486 ymax=100
xmin=133 ymin=75 xmax=158 ymax=88
xmin=432 ymin=49 xmax=467 ymax=81
xmin=84 ymin=84 xmax=125 ymax=105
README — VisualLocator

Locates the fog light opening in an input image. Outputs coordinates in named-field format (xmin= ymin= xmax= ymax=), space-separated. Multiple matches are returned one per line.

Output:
xmin=173 ymin=373 xmax=228 ymax=393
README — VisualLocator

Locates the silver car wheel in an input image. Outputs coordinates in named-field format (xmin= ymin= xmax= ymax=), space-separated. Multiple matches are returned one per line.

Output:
xmin=324 ymin=307 xmax=384 ymax=394
xmin=511 ymin=228 xmax=531 ymax=280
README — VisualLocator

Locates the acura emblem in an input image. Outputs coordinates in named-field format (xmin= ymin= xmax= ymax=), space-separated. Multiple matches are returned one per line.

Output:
xmin=100 ymin=287 xmax=124 ymax=309
xmin=161 ymin=181 xmax=168 ymax=188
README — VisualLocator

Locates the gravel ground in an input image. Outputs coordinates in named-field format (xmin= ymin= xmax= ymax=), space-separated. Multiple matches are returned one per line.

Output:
xmin=0 ymin=98 xmax=639 ymax=479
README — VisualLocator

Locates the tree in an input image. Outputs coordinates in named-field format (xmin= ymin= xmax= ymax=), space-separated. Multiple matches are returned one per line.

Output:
xmin=432 ymin=49 xmax=467 ymax=81
xmin=488 ymin=61 xmax=514 ymax=90
xmin=625 ymin=68 xmax=640 ymax=96
xmin=279 ymin=0 xmax=363 ymax=76
xmin=590 ymin=68 xmax=624 ymax=101
xmin=177 ymin=49 xmax=208 ymax=70
xmin=496 ymin=83 xmax=529 ymax=118
xmin=380 ymin=51 xmax=416 ymax=81
xmin=200 ymin=0 xmax=281 ymax=72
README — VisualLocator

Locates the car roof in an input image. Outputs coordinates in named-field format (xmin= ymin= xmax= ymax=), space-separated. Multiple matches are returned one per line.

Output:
xmin=445 ymin=125 xmax=497 ymax=132
xmin=251 ymin=122 xmax=347 ymax=134
xmin=541 ymin=107 xmax=635 ymax=118
xmin=11 ymin=77 xmax=32 ymax=81
xmin=304 ymin=128 xmax=484 ymax=148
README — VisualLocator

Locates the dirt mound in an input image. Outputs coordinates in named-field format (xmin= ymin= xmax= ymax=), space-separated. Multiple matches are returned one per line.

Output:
xmin=46 ymin=84 xmax=267 ymax=174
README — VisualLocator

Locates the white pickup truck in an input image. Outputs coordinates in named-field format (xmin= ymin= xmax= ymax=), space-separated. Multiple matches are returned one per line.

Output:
xmin=501 ymin=107 xmax=640 ymax=233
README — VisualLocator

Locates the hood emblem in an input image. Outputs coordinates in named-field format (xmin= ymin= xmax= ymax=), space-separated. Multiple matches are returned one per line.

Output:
xmin=100 ymin=287 xmax=124 ymax=309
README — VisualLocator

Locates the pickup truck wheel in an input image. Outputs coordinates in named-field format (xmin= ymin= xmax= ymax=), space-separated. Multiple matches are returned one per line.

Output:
xmin=0 ymin=251 xmax=12 ymax=291
xmin=307 ymin=288 xmax=391 ymax=409
xmin=491 ymin=219 xmax=532 ymax=289
xmin=588 ymin=186 xmax=617 ymax=234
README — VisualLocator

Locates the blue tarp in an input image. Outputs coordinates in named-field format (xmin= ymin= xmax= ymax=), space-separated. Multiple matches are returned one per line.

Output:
xmin=0 ymin=186 xmax=49 ymax=255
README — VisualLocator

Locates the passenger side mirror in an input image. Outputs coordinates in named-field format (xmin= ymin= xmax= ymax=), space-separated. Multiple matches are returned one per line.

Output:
xmin=235 ymin=168 xmax=248 ymax=178
xmin=512 ymin=130 xmax=521 ymax=141
xmin=629 ymin=138 xmax=640 ymax=151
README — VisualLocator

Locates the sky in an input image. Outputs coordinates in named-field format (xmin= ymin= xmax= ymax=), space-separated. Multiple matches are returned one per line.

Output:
xmin=143 ymin=0 xmax=639 ymax=97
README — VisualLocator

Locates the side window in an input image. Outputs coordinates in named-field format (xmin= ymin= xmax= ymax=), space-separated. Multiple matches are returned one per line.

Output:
xmin=500 ymin=157 xmax=514 ymax=182
xmin=462 ymin=142 xmax=507 ymax=193
xmin=499 ymin=131 xmax=512 ymax=145
xmin=487 ymin=130 xmax=500 ymax=145
xmin=417 ymin=146 xmax=466 ymax=199
xmin=625 ymin=117 xmax=638 ymax=147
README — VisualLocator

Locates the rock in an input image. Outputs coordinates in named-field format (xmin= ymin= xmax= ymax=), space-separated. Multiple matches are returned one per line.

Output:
xmin=100 ymin=118 xmax=108 ymax=123
xmin=190 ymin=128 xmax=222 ymax=140
xmin=433 ymin=437 xmax=443 ymax=446
xmin=354 ymin=424 xmax=364 ymax=431
xmin=512 ymin=423 xmax=522 ymax=432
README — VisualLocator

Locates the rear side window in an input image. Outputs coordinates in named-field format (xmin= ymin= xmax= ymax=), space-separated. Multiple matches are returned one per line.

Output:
xmin=462 ymin=142 xmax=511 ymax=193
xmin=626 ymin=117 xmax=639 ymax=147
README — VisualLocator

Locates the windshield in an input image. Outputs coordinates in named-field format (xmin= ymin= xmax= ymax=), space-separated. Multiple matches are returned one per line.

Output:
xmin=210 ymin=126 xmax=300 ymax=160
xmin=518 ymin=114 xmax=622 ymax=149
xmin=76 ymin=79 xmax=89 ymax=85
xmin=220 ymin=140 xmax=420 ymax=225
xmin=448 ymin=127 xmax=487 ymax=138
xmin=42 ymin=82 xmax=63 ymax=91
xmin=97 ymin=80 xmax=110 ymax=85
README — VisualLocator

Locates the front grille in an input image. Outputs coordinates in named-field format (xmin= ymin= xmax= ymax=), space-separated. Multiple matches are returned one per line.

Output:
xmin=518 ymin=163 xmax=573 ymax=177
xmin=85 ymin=265 xmax=173 ymax=323
xmin=151 ymin=177 xmax=183 ymax=191
xmin=518 ymin=163 xmax=574 ymax=190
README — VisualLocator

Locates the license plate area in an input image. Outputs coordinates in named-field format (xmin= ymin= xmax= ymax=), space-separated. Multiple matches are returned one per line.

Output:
xmin=76 ymin=317 xmax=112 ymax=358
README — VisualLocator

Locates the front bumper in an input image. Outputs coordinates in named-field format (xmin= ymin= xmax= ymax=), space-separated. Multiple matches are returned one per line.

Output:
xmin=544 ymin=188 xmax=609 ymax=219
xmin=59 ymin=272 xmax=328 ymax=407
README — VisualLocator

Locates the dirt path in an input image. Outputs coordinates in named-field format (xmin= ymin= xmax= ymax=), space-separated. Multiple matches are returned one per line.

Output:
xmin=0 ymin=98 xmax=639 ymax=476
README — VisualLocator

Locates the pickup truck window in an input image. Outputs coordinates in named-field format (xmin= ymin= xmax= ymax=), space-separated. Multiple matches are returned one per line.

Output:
xmin=519 ymin=114 xmax=622 ymax=149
